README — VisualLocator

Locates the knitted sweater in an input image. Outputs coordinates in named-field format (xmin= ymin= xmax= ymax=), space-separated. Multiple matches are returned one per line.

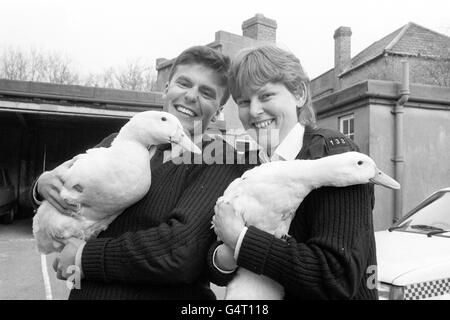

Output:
xmin=68 ymin=136 xmax=250 ymax=300
xmin=208 ymin=126 xmax=379 ymax=300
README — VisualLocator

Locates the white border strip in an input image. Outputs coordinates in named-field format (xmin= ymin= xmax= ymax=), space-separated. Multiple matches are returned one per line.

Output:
xmin=40 ymin=254 xmax=53 ymax=300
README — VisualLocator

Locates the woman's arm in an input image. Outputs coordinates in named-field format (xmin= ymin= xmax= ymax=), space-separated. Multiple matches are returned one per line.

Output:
xmin=236 ymin=184 xmax=377 ymax=299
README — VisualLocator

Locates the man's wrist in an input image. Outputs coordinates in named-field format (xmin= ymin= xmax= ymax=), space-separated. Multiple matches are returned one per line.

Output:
xmin=32 ymin=181 xmax=44 ymax=205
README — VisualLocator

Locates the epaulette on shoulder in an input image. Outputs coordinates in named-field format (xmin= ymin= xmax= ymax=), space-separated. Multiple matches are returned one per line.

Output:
xmin=305 ymin=127 xmax=359 ymax=159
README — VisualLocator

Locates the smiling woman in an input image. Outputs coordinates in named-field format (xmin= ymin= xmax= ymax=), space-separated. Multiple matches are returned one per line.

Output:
xmin=208 ymin=45 xmax=380 ymax=300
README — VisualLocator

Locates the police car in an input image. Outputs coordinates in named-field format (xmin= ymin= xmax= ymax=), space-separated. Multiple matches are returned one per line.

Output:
xmin=376 ymin=187 xmax=450 ymax=300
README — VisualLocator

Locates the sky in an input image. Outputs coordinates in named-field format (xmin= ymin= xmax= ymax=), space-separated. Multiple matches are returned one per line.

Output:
xmin=1 ymin=0 xmax=449 ymax=79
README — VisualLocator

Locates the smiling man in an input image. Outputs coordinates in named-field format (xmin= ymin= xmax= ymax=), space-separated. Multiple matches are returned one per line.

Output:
xmin=31 ymin=46 xmax=251 ymax=300
xmin=164 ymin=62 xmax=227 ymax=136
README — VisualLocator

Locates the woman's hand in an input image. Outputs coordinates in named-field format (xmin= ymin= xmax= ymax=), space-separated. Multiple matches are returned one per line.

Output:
xmin=212 ymin=201 xmax=245 ymax=250
xmin=215 ymin=243 xmax=238 ymax=271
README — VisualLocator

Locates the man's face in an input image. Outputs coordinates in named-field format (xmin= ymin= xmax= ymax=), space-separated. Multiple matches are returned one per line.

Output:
xmin=163 ymin=64 xmax=225 ymax=137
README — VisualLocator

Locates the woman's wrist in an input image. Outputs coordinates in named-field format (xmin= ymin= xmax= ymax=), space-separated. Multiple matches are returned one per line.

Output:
xmin=215 ymin=243 xmax=237 ymax=271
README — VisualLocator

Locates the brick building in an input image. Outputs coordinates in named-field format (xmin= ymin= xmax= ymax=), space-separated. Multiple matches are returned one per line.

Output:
xmin=155 ymin=19 xmax=450 ymax=230
xmin=311 ymin=23 xmax=450 ymax=230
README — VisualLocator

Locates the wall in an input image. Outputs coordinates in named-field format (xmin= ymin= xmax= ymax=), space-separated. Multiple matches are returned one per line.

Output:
xmin=316 ymin=80 xmax=450 ymax=231
xmin=368 ymin=104 xmax=397 ymax=230
xmin=316 ymin=103 xmax=371 ymax=156
xmin=402 ymin=106 xmax=450 ymax=213
xmin=311 ymin=69 xmax=335 ymax=99
xmin=368 ymin=102 xmax=450 ymax=230
xmin=318 ymin=99 xmax=397 ymax=231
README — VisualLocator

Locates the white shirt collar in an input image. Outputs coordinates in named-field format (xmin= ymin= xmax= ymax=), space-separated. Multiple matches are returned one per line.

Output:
xmin=258 ymin=123 xmax=304 ymax=163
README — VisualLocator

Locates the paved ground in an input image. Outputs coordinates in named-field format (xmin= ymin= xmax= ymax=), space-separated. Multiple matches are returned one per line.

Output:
xmin=0 ymin=218 xmax=70 ymax=300
xmin=0 ymin=217 xmax=225 ymax=300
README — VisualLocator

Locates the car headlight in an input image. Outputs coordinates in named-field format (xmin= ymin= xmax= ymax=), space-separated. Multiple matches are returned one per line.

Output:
xmin=378 ymin=282 xmax=405 ymax=300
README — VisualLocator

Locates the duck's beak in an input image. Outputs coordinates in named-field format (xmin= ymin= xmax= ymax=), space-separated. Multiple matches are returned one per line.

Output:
xmin=169 ymin=126 xmax=202 ymax=154
xmin=370 ymin=169 xmax=401 ymax=189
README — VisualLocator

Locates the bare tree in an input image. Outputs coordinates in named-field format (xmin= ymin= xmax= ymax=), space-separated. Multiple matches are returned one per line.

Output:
xmin=84 ymin=67 xmax=117 ymax=88
xmin=84 ymin=60 xmax=156 ymax=91
xmin=115 ymin=58 xmax=155 ymax=91
xmin=44 ymin=52 xmax=79 ymax=85
xmin=0 ymin=47 xmax=157 ymax=91
xmin=0 ymin=47 xmax=79 ymax=85
xmin=28 ymin=48 xmax=47 ymax=82
xmin=0 ymin=47 xmax=28 ymax=80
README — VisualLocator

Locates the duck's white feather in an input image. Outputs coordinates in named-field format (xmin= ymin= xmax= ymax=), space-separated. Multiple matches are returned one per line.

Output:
xmin=32 ymin=111 xmax=192 ymax=254
xmin=221 ymin=151 xmax=399 ymax=300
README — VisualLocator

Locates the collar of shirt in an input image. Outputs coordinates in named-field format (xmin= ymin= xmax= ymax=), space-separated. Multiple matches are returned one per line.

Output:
xmin=258 ymin=123 xmax=304 ymax=163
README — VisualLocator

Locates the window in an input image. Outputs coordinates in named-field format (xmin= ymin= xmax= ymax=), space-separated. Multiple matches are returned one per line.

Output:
xmin=339 ymin=114 xmax=354 ymax=140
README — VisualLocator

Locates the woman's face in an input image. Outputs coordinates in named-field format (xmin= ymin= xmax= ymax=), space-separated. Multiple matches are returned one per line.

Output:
xmin=236 ymin=82 xmax=300 ymax=152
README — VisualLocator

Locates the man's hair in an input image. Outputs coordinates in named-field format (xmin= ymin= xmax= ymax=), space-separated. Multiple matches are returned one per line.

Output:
xmin=229 ymin=45 xmax=316 ymax=127
xmin=168 ymin=46 xmax=231 ymax=107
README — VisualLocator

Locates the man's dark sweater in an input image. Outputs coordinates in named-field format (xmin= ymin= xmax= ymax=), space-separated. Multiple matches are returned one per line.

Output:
xmin=68 ymin=136 xmax=250 ymax=300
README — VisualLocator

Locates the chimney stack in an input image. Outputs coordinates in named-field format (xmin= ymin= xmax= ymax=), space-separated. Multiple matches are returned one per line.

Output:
xmin=334 ymin=26 xmax=352 ymax=90
xmin=242 ymin=13 xmax=277 ymax=43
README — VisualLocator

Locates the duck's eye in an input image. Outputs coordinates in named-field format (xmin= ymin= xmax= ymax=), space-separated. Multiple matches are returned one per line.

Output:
xmin=161 ymin=117 xmax=167 ymax=121
xmin=357 ymin=161 xmax=363 ymax=166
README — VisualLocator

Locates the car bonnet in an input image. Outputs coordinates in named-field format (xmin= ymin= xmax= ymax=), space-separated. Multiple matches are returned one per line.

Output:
xmin=375 ymin=230 xmax=450 ymax=285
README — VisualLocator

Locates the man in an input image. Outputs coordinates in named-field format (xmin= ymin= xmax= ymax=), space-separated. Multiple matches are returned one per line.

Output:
xmin=32 ymin=46 xmax=246 ymax=299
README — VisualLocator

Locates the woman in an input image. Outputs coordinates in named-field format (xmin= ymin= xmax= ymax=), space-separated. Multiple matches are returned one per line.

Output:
xmin=208 ymin=45 xmax=378 ymax=300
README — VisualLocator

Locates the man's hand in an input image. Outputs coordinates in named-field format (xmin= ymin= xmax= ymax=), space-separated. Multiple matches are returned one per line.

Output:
xmin=53 ymin=237 xmax=85 ymax=280
xmin=37 ymin=159 xmax=78 ymax=215
xmin=212 ymin=201 xmax=245 ymax=250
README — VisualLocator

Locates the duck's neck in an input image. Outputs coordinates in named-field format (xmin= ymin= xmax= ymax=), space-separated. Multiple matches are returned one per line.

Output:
xmin=288 ymin=157 xmax=344 ymax=189
xmin=111 ymin=135 xmax=151 ymax=151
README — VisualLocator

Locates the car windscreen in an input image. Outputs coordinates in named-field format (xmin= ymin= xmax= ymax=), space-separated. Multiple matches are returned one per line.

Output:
xmin=396 ymin=192 xmax=450 ymax=236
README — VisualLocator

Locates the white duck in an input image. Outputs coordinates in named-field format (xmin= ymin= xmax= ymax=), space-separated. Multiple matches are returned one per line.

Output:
xmin=217 ymin=151 xmax=400 ymax=300
xmin=33 ymin=110 xmax=201 ymax=254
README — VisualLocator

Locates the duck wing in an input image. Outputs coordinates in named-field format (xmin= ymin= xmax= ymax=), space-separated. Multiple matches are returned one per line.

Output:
xmin=223 ymin=161 xmax=307 ymax=238
xmin=59 ymin=145 xmax=151 ymax=221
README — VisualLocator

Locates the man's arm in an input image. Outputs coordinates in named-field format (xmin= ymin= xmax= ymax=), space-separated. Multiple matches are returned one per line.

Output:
xmin=79 ymin=163 xmax=245 ymax=285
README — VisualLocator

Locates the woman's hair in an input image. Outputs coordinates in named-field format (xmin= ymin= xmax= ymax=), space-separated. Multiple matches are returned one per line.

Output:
xmin=229 ymin=45 xmax=316 ymax=127
xmin=168 ymin=45 xmax=231 ymax=107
